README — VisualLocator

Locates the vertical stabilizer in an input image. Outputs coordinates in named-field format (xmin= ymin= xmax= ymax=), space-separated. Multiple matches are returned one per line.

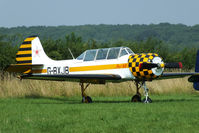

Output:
xmin=195 ymin=50 xmax=199 ymax=72
xmin=194 ymin=50 xmax=199 ymax=90
xmin=16 ymin=35 xmax=52 ymax=65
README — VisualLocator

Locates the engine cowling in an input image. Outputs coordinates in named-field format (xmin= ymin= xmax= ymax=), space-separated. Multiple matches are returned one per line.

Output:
xmin=128 ymin=53 xmax=164 ymax=81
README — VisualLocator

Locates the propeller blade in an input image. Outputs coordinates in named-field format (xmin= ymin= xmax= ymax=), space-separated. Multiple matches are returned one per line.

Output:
xmin=139 ymin=62 xmax=158 ymax=69
xmin=165 ymin=62 xmax=182 ymax=68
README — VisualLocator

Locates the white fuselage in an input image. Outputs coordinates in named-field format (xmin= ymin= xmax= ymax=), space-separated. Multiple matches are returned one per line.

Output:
xmin=33 ymin=54 xmax=135 ymax=80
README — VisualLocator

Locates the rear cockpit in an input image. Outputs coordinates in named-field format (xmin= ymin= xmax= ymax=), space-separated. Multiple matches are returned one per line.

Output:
xmin=76 ymin=47 xmax=134 ymax=61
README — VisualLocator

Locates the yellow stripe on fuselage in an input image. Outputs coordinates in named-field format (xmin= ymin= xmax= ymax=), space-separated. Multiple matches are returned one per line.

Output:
xmin=20 ymin=44 xmax=31 ymax=48
xmin=24 ymin=37 xmax=36 ymax=42
xmin=24 ymin=69 xmax=47 ymax=74
xmin=17 ymin=51 xmax=32 ymax=55
xmin=16 ymin=57 xmax=32 ymax=61
xmin=69 ymin=63 xmax=128 ymax=72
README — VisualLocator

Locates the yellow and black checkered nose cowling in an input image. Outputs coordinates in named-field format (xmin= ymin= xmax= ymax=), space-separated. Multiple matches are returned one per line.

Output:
xmin=128 ymin=53 xmax=159 ymax=80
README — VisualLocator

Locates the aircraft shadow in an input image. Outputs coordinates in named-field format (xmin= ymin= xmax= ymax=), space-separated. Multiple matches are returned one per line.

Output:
xmin=153 ymin=98 xmax=199 ymax=103
xmin=93 ymin=98 xmax=199 ymax=103
xmin=23 ymin=95 xmax=82 ymax=104
xmin=20 ymin=95 xmax=199 ymax=104
xmin=24 ymin=96 xmax=131 ymax=104
xmin=93 ymin=100 xmax=130 ymax=103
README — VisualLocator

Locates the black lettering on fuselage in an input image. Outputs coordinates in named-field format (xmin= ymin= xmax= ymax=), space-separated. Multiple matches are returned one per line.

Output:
xmin=47 ymin=67 xmax=52 ymax=74
xmin=53 ymin=67 xmax=57 ymax=74
xmin=47 ymin=66 xmax=69 ymax=75
xmin=64 ymin=66 xmax=69 ymax=74
xmin=57 ymin=67 xmax=61 ymax=74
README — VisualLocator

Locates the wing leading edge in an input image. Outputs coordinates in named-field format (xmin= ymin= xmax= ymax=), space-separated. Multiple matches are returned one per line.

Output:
xmin=160 ymin=72 xmax=196 ymax=79
xmin=20 ymin=74 xmax=122 ymax=83
xmin=160 ymin=72 xmax=199 ymax=91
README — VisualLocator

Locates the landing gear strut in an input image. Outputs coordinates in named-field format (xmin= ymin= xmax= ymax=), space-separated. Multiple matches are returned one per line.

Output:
xmin=131 ymin=81 xmax=152 ymax=103
xmin=131 ymin=81 xmax=142 ymax=102
xmin=142 ymin=82 xmax=152 ymax=103
xmin=80 ymin=82 xmax=92 ymax=103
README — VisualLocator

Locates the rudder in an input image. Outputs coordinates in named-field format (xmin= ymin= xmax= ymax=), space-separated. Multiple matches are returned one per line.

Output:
xmin=193 ymin=50 xmax=199 ymax=90
xmin=16 ymin=35 xmax=37 ymax=65
xmin=16 ymin=35 xmax=51 ymax=65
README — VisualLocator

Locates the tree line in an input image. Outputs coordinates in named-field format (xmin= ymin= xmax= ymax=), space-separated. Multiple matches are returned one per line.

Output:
xmin=0 ymin=33 xmax=197 ymax=70
xmin=1 ymin=23 xmax=199 ymax=47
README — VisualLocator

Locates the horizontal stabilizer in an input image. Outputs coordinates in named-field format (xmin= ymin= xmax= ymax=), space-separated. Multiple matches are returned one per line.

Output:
xmin=188 ymin=74 xmax=199 ymax=82
xmin=188 ymin=74 xmax=199 ymax=91
xmin=194 ymin=82 xmax=199 ymax=91
xmin=6 ymin=64 xmax=43 ymax=73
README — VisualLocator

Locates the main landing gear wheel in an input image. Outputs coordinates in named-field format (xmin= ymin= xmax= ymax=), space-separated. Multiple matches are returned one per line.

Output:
xmin=82 ymin=96 xmax=93 ymax=103
xmin=80 ymin=82 xmax=92 ymax=103
xmin=131 ymin=94 xmax=141 ymax=102
xmin=131 ymin=81 xmax=152 ymax=103
xmin=131 ymin=81 xmax=142 ymax=102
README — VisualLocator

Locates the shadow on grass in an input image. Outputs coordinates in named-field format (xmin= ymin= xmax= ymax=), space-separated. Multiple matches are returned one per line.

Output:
xmin=154 ymin=98 xmax=199 ymax=103
xmin=93 ymin=100 xmax=130 ymax=103
xmin=23 ymin=95 xmax=131 ymax=104
xmin=19 ymin=94 xmax=199 ymax=104
xmin=94 ymin=98 xmax=199 ymax=104
xmin=22 ymin=95 xmax=82 ymax=104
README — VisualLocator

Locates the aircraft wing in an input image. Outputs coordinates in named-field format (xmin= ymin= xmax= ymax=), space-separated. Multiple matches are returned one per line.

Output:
xmin=159 ymin=72 xmax=199 ymax=90
xmin=20 ymin=74 xmax=122 ymax=83
xmin=159 ymin=72 xmax=198 ymax=79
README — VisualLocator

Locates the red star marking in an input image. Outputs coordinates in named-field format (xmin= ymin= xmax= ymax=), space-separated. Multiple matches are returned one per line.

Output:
xmin=34 ymin=47 xmax=41 ymax=57
xmin=35 ymin=50 xmax=39 ymax=55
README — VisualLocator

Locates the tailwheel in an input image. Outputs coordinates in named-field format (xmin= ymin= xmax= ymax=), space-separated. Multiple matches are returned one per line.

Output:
xmin=131 ymin=94 xmax=141 ymax=102
xmin=82 ymin=96 xmax=92 ymax=103
xmin=143 ymin=97 xmax=152 ymax=103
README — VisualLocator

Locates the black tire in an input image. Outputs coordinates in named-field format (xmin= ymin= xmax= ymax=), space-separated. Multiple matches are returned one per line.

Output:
xmin=86 ymin=96 xmax=92 ymax=103
xmin=143 ymin=97 xmax=152 ymax=103
xmin=82 ymin=96 xmax=92 ymax=103
xmin=131 ymin=94 xmax=141 ymax=102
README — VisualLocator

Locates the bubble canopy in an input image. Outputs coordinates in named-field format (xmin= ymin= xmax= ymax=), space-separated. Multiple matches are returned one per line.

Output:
xmin=76 ymin=47 xmax=134 ymax=61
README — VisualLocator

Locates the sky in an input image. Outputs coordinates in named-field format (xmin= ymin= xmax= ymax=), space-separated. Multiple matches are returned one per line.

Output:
xmin=0 ymin=0 xmax=199 ymax=27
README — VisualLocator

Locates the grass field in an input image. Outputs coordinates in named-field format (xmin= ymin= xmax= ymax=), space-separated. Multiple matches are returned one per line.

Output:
xmin=0 ymin=94 xmax=199 ymax=133
xmin=0 ymin=74 xmax=196 ymax=98
xmin=0 ymin=74 xmax=199 ymax=132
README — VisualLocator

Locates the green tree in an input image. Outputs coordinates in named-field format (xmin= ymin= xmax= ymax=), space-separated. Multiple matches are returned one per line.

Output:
xmin=0 ymin=35 xmax=17 ymax=70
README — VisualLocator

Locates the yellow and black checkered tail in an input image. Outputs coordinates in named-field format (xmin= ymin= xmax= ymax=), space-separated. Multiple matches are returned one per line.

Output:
xmin=16 ymin=36 xmax=37 ymax=65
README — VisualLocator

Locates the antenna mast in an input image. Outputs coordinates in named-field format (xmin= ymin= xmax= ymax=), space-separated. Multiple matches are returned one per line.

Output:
xmin=68 ymin=48 xmax=75 ymax=59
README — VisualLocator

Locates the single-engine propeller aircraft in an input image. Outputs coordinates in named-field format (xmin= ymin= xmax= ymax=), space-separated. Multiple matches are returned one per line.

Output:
xmin=6 ymin=36 xmax=199 ymax=103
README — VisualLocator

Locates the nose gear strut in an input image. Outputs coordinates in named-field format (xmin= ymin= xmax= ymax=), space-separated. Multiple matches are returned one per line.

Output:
xmin=143 ymin=82 xmax=152 ymax=103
